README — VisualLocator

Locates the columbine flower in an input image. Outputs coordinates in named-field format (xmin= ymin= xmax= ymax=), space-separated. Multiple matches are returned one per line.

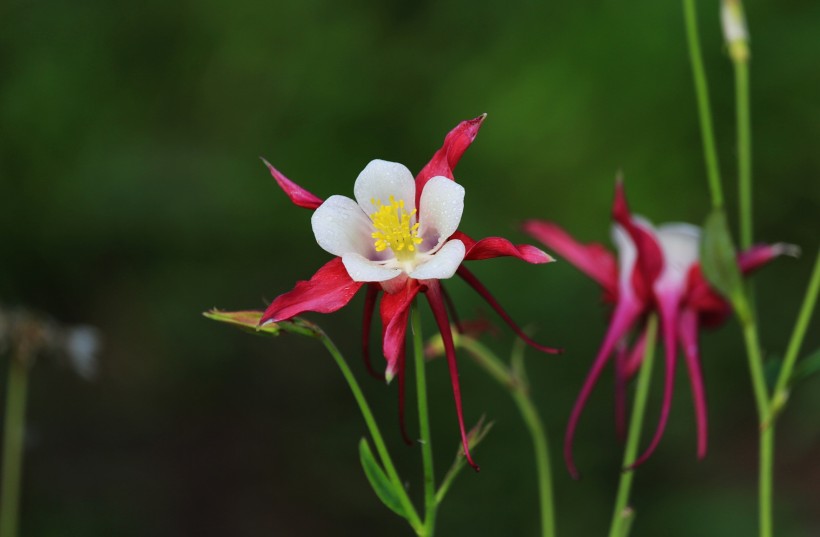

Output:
xmin=260 ymin=115 xmax=559 ymax=469
xmin=523 ymin=181 xmax=794 ymax=478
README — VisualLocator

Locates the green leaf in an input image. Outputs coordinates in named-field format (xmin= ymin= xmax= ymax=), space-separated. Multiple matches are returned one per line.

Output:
xmin=700 ymin=209 xmax=749 ymax=321
xmin=793 ymin=348 xmax=820 ymax=383
xmin=358 ymin=438 xmax=407 ymax=519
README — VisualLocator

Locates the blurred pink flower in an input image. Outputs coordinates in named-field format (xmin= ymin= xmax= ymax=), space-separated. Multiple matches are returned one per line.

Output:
xmin=260 ymin=115 xmax=559 ymax=469
xmin=524 ymin=181 xmax=793 ymax=478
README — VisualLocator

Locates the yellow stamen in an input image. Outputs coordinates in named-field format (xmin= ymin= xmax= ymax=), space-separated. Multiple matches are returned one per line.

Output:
xmin=369 ymin=195 xmax=423 ymax=261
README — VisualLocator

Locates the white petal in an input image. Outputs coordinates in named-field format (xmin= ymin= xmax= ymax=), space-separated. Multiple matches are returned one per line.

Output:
xmin=354 ymin=160 xmax=417 ymax=216
xmin=611 ymin=223 xmax=638 ymax=289
xmin=417 ymin=176 xmax=465 ymax=252
xmin=408 ymin=239 xmax=465 ymax=280
xmin=656 ymin=223 xmax=701 ymax=285
xmin=311 ymin=195 xmax=376 ymax=258
xmin=342 ymin=253 xmax=402 ymax=282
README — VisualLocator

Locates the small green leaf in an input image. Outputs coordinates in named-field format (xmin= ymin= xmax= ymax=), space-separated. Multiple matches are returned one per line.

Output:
xmin=793 ymin=348 xmax=820 ymax=383
xmin=358 ymin=438 xmax=407 ymax=519
xmin=700 ymin=209 xmax=749 ymax=321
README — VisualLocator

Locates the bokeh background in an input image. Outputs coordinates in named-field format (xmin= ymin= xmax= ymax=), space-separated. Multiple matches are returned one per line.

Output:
xmin=1 ymin=0 xmax=818 ymax=535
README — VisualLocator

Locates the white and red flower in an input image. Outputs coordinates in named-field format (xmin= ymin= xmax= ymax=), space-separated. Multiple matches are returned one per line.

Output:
xmin=260 ymin=115 xmax=560 ymax=469
xmin=524 ymin=181 xmax=794 ymax=478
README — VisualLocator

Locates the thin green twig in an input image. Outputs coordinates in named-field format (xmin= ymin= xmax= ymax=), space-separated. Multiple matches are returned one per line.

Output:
xmin=771 ymin=249 xmax=820 ymax=409
xmin=735 ymin=60 xmax=753 ymax=249
xmin=684 ymin=0 xmax=724 ymax=209
xmin=411 ymin=305 xmax=438 ymax=537
xmin=608 ymin=315 xmax=658 ymax=537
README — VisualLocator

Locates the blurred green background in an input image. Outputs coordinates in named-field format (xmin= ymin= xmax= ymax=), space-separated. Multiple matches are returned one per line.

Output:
xmin=1 ymin=0 xmax=818 ymax=535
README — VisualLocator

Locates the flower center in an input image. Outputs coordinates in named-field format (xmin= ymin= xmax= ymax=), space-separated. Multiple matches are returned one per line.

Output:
xmin=370 ymin=196 xmax=422 ymax=261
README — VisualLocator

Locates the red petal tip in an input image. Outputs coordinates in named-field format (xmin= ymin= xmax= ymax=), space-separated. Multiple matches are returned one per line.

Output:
xmin=612 ymin=180 xmax=629 ymax=222
xmin=261 ymin=157 xmax=324 ymax=210
xmin=469 ymin=113 xmax=487 ymax=128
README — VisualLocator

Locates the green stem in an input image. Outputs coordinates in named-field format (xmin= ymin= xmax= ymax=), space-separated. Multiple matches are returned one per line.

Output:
xmin=457 ymin=337 xmax=557 ymax=537
xmin=738 ymin=287 xmax=773 ymax=537
xmin=512 ymin=381 xmax=557 ymax=537
xmin=740 ymin=319 xmax=770 ymax=419
xmin=772 ymin=249 xmax=820 ymax=406
xmin=608 ymin=315 xmax=658 ymax=537
xmin=411 ymin=305 xmax=437 ymax=537
xmin=756 ymin=250 xmax=820 ymax=537
xmin=315 ymin=329 xmax=423 ymax=534
xmin=683 ymin=0 xmax=724 ymax=209
xmin=735 ymin=59 xmax=753 ymax=249
xmin=1 ymin=352 xmax=30 ymax=537
xmin=759 ymin=423 xmax=774 ymax=537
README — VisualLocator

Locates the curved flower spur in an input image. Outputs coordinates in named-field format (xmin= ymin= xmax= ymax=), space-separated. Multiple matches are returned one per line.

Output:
xmin=523 ymin=180 xmax=794 ymax=478
xmin=260 ymin=115 xmax=560 ymax=469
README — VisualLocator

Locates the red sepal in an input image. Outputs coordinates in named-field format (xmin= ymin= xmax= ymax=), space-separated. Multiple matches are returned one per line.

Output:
xmin=452 ymin=230 xmax=555 ymax=265
xmin=739 ymin=243 xmax=799 ymax=274
xmin=260 ymin=258 xmax=362 ymax=324
xmin=522 ymin=220 xmax=618 ymax=293
xmin=612 ymin=180 xmax=664 ymax=301
xmin=415 ymin=115 xmax=486 ymax=207
xmin=380 ymin=279 xmax=422 ymax=381
xmin=262 ymin=158 xmax=323 ymax=210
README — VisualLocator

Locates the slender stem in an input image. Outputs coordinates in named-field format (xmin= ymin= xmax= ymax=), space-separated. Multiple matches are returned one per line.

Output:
xmin=740 ymin=320 xmax=770 ymax=421
xmin=315 ymin=329 xmax=423 ymax=533
xmin=755 ymin=250 xmax=820 ymax=537
xmin=759 ymin=423 xmax=774 ymax=537
xmin=683 ymin=0 xmax=724 ymax=209
xmin=735 ymin=59 xmax=752 ymax=249
xmin=411 ymin=304 xmax=437 ymax=537
xmin=457 ymin=337 xmax=557 ymax=537
xmin=738 ymin=277 xmax=773 ymax=537
xmin=608 ymin=315 xmax=658 ymax=537
xmin=512 ymin=383 xmax=557 ymax=537
xmin=772 ymin=249 xmax=820 ymax=404
xmin=724 ymin=3 xmax=776 ymax=535
xmin=0 ymin=352 xmax=30 ymax=537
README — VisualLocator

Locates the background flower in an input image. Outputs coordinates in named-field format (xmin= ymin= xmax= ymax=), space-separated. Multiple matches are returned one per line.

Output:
xmin=525 ymin=182 xmax=793 ymax=478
